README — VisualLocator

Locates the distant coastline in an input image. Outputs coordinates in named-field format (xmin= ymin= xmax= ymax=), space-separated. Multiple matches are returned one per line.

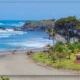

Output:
xmin=0 ymin=19 xmax=55 ymax=31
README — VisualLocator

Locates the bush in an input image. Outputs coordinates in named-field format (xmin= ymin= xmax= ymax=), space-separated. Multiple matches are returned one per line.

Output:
xmin=27 ymin=50 xmax=34 ymax=55
xmin=0 ymin=76 xmax=9 ymax=80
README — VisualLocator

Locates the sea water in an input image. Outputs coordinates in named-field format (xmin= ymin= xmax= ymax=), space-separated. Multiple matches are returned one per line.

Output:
xmin=0 ymin=20 xmax=54 ymax=51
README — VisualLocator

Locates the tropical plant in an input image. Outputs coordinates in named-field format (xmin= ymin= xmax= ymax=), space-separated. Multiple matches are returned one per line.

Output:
xmin=74 ymin=48 xmax=80 ymax=54
xmin=52 ymin=28 xmax=56 ymax=45
xmin=46 ymin=27 xmax=52 ymax=39
xmin=66 ymin=43 xmax=75 ymax=53
xmin=66 ymin=49 xmax=72 ymax=59
xmin=49 ymin=46 xmax=56 ymax=63
xmin=54 ymin=42 xmax=67 ymax=65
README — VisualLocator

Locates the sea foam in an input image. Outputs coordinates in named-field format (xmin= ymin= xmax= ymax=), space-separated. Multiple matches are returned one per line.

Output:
xmin=0 ymin=30 xmax=27 ymax=38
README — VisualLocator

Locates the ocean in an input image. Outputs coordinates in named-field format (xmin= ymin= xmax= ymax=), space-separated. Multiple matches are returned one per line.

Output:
xmin=0 ymin=20 xmax=54 ymax=51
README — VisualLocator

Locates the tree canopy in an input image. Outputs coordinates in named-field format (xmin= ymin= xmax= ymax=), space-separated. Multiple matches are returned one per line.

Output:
xmin=54 ymin=16 xmax=80 ymax=31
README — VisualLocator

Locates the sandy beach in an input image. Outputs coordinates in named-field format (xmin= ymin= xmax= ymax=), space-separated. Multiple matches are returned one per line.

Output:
xmin=0 ymin=49 xmax=79 ymax=75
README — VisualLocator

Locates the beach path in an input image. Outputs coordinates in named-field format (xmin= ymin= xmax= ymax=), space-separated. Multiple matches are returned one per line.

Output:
xmin=0 ymin=50 xmax=79 ymax=75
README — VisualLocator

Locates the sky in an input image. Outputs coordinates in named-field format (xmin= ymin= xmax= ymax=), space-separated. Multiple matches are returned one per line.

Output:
xmin=0 ymin=0 xmax=80 ymax=20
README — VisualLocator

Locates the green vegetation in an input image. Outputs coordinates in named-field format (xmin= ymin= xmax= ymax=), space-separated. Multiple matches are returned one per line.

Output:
xmin=46 ymin=28 xmax=56 ymax=45
xmin=32 ymin=42 xmax=80 ymax=71
xmin=24 ymin=16 xmax=80 ymax=71
xmin=21 ymin=19 xmax=55 ymax=31
xmin=42 ymin=16 xmax=80 ymax=70
xmin=0 ymin=76 xmax=9 ymax=80
xmin=54 ymin=16 xmax=80 ymax=43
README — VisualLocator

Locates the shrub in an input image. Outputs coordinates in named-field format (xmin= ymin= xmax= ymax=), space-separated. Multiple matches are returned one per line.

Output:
xmin=0 ymin=76 xmax=9 ymax=80
xmin=27 ymin=50 xmax=34 ymax=55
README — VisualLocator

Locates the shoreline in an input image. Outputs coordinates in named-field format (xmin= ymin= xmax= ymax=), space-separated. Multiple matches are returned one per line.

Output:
xmin=0 ymin=46 xmax=48 ymax=55
xmin=0 ymin=45 xmax=79 ymax=75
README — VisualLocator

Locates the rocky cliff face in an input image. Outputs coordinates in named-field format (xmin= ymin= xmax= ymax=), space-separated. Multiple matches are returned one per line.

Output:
xmin=20 ymin=19 xmax=55 ymax=31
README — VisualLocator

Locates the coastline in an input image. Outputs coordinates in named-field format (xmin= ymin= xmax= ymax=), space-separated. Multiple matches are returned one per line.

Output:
xmin=0 ymin=46 xmax=48 ymax=55
xmin=0 ymin=33 xmax=66 ymax=56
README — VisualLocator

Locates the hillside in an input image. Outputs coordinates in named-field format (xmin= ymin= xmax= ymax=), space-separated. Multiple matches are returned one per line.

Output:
xmin=19 ymin=19 xmax=55 ymax=31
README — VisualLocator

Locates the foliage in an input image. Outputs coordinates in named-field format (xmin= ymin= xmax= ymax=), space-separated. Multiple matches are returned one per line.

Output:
xmin=21 ymin=19 xmax=55 ymax=31
xmin=0 ymin=76 xmax=9 ymax=80
xmin=46 ymin=27 xmax=52 ymax=39
xmin=32 ymin=41 xmax=80 ymax=70
xmin=47 ymin=28 xmax=56 ymax=45
xmin=55 ymin=16 xmax=79 ymax=31
xmin=33 ymin=52 xmax=80 ymax=70
xmin=54 ymin=16 xmax=80 ymax=42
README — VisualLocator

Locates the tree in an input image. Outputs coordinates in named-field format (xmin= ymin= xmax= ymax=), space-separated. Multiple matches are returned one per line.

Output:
xmin=66 ymin=43 xmax=74 ymax=53
xmin=46 ymin=27 xmax=52 ymax=40
xmin=54 ymin=16 xmax=79 ymax=43
xmin=52 ymin=29 xmax=56 ymax=45
xmin=74 ymin=42 xmax=80 ymax=53
xmin=66 ymin=48 xmax=72 ymax=59
xmin=47 ymin=27 xmax=56 ymax=45
xmin=54 ymin=42 xmax=67 ymax=65
xmin=67 ymin=42 xmax=80 ymax=55
xmin=49 ymin=47 xmax=56 ymax=63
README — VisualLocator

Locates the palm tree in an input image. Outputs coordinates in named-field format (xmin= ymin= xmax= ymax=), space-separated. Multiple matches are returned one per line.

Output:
xmin=64 ymin=43 xmax=72 ymax=59
xmin=67 ymin=43 xmax=75 ymax=53
xmin=50 ymin=47 xmax=56 ymax=63
xmin=49 ymin=46 xmax=56 ymax=63
xmin=46 ymin=27 xmax=52 ymax=40
xmin=47 ymin=27 xmax=56 ymax=45
xmin=52 ymin=29 xmax=56 ymax=45
xmin=67 ymin=49 xmax=72 ymax=59
xmin=55 ymin=42 xmax=67 ymax=65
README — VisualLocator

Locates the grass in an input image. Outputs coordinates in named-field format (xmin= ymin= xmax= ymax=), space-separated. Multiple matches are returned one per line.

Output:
xmin=0 ymin=76 xmax=9 ymax=80
xmin=32 ymin=52 xmax=80 ymax=71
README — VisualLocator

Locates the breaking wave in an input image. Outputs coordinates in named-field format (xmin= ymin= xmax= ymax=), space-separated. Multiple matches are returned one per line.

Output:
xmin=0 ymin=22 xmax=25 ymax=27
xmin=0 ymin=31 xmax=27 ymax=38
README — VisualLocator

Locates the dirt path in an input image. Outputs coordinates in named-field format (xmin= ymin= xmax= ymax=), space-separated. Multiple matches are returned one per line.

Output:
xmin=0 ymin=51 xmax=79 ymax=75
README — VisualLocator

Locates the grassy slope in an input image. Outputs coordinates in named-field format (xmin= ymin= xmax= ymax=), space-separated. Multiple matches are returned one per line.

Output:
xmin=32 ymin=52 xmax=80 ymax=71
